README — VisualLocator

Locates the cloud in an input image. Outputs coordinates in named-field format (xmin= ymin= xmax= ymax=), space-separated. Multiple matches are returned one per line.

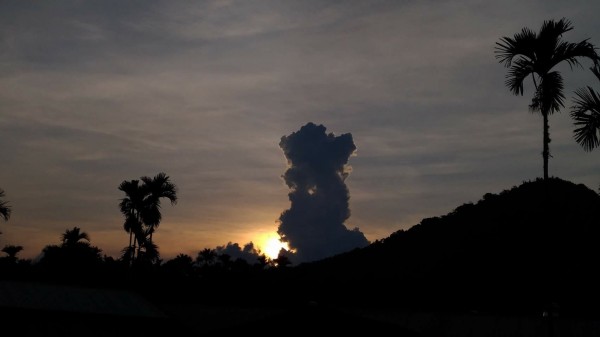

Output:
xmin=2 ymin=0 xmax=600 ymax=261
xmin=277 ymin=122 xmax=369 ymax=263
xmin=214 ymin=241 xmax=262 ymax=264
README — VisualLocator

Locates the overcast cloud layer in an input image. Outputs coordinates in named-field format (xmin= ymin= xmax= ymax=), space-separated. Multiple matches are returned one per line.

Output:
xmin=1 ymin=0 xmax=600 ymax=260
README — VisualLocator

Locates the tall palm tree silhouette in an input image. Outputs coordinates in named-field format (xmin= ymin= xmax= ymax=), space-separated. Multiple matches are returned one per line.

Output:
xmin=118 ymin=172 xmax=177 ymax=264
xmin=0 ymin=188 xmax=11 ymax=222
xmin=571 ymin=65 xmax=600 ymax=151
xmin=495 ymin=18 xmax=599 ymax=179
xmin=119 ymin=179 xmax=145 ymax=262
xmin=140 ymin=172 xmax=178 ymax=244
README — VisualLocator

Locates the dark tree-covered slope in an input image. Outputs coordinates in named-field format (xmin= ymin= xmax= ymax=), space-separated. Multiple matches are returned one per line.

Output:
xmin=285 ymin=178 xmax=600 ymax=314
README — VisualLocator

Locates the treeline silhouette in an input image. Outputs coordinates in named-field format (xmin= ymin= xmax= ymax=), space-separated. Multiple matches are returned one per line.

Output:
xmin=2 ymin=177 xmax=600 ymax=319
xmin=2 ymin=18 xmax=600 ymax=335
xmin=287 ymin=177 xmax=600 ymax=316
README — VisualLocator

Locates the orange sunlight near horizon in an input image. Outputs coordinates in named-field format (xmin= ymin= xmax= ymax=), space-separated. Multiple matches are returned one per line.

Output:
xmin=257 ymin=232 xmax=289 ymax=260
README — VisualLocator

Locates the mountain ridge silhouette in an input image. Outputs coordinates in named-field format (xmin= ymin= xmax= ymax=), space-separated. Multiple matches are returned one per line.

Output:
xmin=283 ymin=177 xmax=600 ymax=315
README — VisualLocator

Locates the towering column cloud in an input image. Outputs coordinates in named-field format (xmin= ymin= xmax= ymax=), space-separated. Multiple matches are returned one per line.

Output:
xmin=277 ymin=122 xmax=369 ymax=263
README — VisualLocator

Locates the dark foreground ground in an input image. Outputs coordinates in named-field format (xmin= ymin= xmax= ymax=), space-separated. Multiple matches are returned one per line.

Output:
xmin=2 ymin=280 xmax=600 ymax=337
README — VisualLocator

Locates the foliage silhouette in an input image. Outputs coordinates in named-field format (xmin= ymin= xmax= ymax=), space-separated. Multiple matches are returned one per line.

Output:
xmin=273 ymin=251 xmax=291 ymax=268
xmin=571 ymin=64 xmax=600 ymax=151
xmin=162 ymin=253 xmax=195 ymax=278
xmin=3 ymin=177 xmax=600 ymax=335
xmin=495 ymin=18 xmax=599 ymax=179
xmin=140 ymin=172 xmax=178 ymax=243
xmin=61 ymin=226 xmax=90 ymax=247
xmin=0 ymin=245 xmax=27 ymax=275
xmin=196 ymin=248 xmax=217 ymax=267
xmin=0 ymin=188 xmax=11 ymax=222
xmin=118 ymin=179 xmax=144 ymax=263
xmin=290 ymin=178 xmax=600 ymax=315
xmin=2 ymin=244 xmax=23 ymax=260
xmin=36 ymin=226 xmax=103 ymax=283
xmin=118 ymin=172 xmax=177 ymax=266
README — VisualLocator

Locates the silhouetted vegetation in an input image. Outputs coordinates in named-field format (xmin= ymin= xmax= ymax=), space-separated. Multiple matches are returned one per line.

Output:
xmin=0 ymin=245 xmax=26 ymax=273
xmin=292 ymin=178 xmax=600 ymax=317
xmin=118 ymin=172 xmax=177 ymax=267
xmin=35 ymin=227 xmax=104 ymax=283
xmin=495 ymin=18 xmax=599 ymax=179
xmin=2 ymin=177 xmax=600 ymax=335
xmin=1 ymin=244 xmax=23 ymax=261
xmin=571 ymin=64 xmax=600 ymax=151
xmin=2 ymin=178 xmax=599 ymax=316
xmin=0 ymin=188 xmax=11 ymax=222
xmin=3 ymin=18 xmax=600 ymax=335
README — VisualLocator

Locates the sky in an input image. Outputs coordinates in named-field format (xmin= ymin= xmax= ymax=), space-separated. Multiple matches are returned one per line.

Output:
xmin=1 ymin=0 xmax=600 ymax=262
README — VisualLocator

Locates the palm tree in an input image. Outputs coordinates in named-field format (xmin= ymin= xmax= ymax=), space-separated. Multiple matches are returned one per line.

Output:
xmin=0 ymin=188 xmax=11 ymax=222
xmin=61 ymin=226 xmax=90 ymax=247
xmin=2 ymin=245 xmax=23 ymax=260
xmin=118 ymin=179 xmax=145 ymax=262
xmin=140 ymin=172 xmax=178 ymax=244
xmin=40 ymin=228 xmax=102 ymax=272
xmin=495 ymin=18 xmax=599 ymax=179
xmin=118 ymin=172 xmax=177 ymax=265
xmin=196 ymin=248 xmax=217 ymax=267
xmin=571 ymin=65 xmax=600 ymax=151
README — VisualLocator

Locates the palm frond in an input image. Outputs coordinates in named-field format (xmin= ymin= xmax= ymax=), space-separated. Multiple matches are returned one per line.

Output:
xmin=530 ymin=71 xmax=565 ymax=114
xmin=123 ymin=215 xmax=140 ymax=233
xmin=139 ymin=240 xmax=160 ymax=263
xmin=505 ymin=58 xmax=535 ymax=95
xmin=553 ymin=39 xmax=599 ymax=70
xmin=144 ymin=172 xmax=178 ymax=205
xmin=141 ymin=205 xmax=161 ymax=229
xmin=495 ymin=27 xmax=537 ymax=66
xmin=0 ymin=189 xmax=11 ymax=221
xmin=571 ymin=86 xmax=600 ymax=151
xmin=120 ymin=245 xmax=135 ymax=262
xmin=591 ymin=64 xmax=600 ymax=82
xmin=61 ymin=226 xmax=90 ymax=246
xmin=537 ymin=18 xmax=573 ymax=51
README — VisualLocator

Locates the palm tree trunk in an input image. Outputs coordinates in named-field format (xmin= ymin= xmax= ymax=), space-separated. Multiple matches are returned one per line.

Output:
xmin=132 ymin=234 xmax=138 ymax=262
xmin=128 ymin=230 xmax=134 ymax=266
xmin=543 ymin=112 xmax=550 ymax=180
xmin=134 ymin=212 xmax=142 ymax=263
xmin=128 ymin=231 xmax=133 ymax=252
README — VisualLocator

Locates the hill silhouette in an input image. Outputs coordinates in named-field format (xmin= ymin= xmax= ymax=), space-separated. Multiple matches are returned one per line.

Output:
xmin=4 ymin=178 xmax=600 ymax=335
xmin=280 ymin=177 xmax=600 ymax=316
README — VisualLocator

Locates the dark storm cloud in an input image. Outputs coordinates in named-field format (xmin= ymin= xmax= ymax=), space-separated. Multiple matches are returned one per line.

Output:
xmin=277 ymin=123 xmax=369 ymax=264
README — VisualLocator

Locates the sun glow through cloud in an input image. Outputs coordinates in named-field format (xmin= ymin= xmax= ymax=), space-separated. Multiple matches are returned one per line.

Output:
xmin=259 ymin=233 xmax=289 ymax=260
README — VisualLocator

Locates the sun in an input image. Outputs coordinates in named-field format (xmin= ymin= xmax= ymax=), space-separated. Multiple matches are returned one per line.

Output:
xmin=260 ymin=234 xmax=289 ymax=260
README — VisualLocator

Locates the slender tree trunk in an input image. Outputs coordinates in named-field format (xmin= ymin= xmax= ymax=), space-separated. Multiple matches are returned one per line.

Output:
xmin=128 ymin=230 xmax=133 ymax=261
xmin=132 ymin=235 xmax=137 ymax=263
xmin=543 ymin=112 xmax=550 ymax=180
xmin=542 ymin=110 xmax=552 ymax=336
xmin=136 ymin=234 xmax=142 ymax=260
xmin=134 ymin=212 xmax=142 ymax=263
